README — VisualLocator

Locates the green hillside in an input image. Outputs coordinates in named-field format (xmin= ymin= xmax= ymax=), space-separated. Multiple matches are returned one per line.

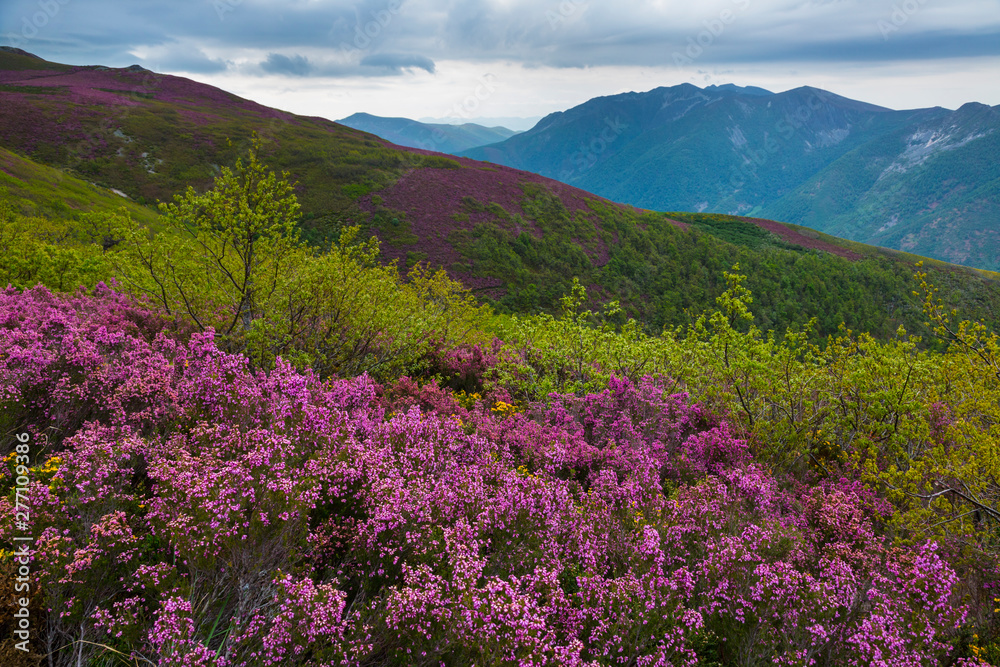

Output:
xmin=762 ymin=103 xmax=1000 ymax=270
xmin=1 ymin=52 xmax=999 ymax=343
xmin=0 ymin=146 xmax=159 ymax=225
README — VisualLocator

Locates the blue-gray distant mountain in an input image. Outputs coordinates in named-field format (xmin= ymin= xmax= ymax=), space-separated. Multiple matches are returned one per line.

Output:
xmin=418 ymin=115 xmax=542 ymax=132
xmin=338 ymin=113 xmax=519 ymax=154
xmin=461 ymin=84 xmax=1000 ymax=270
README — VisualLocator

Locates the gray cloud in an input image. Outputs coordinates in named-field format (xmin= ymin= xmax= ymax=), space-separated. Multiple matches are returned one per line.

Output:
xmin=360 ymin=52 xmax=435 ymax=73
xmin=0 ymin=0 xmax=998 ymax=77
xmin=261 ymin=52 xmax=312 ymax=76
xmin=155 ymin=47 xmax=229 ymax=74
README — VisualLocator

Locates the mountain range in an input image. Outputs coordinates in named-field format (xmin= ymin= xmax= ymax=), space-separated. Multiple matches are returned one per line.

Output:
xmin=337 ymin=112 xmax=519 ymax=154
xmin=1 ymin=48 xmax=998 ymax=340
xmin=461 ymin=83 xmax=1000 ymax=270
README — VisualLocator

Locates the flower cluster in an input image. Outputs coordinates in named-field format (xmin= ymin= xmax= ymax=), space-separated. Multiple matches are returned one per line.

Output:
xmin=0 ymin=285 xmax=974 ymax=665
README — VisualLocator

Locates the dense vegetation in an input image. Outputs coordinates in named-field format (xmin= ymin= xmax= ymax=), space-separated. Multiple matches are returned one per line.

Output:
xmin=445 ymin=190 xmax=1000 ymax=341
xmin=2 ymin=147 xmax=1000 ymax=666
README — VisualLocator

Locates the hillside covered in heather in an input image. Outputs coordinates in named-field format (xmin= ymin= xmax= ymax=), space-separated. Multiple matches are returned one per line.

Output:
xmin=1 ymin=71 xmax=1000 ymax=663
xmin=3 ymin=51 xmax=1000 ymax=328
xmin=1 ymin=277 xmax=996 ymax=666
xmin=1 ymin=51 xmax=1000 ymax=343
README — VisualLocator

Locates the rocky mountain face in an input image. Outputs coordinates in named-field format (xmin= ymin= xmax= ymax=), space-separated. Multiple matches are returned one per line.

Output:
xmin=462 ymin=84 xmax=999 ymax=270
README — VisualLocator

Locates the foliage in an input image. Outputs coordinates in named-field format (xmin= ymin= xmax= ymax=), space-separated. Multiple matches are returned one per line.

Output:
xmin=0 ymin=285 xmax=983 ymax=666
xmin=245 ymin=227 xmax=493 ymax=379
xmin=3 ymin=57 xmax=1000 ymax=665
xmin=491 ymin=265 xmax=1000 ymax=663
xmin=0 ymin=146 xmax=160 ymax=225
xmin=113 ymin=135 xmax=306 ymax=337
xmin=446 ymin=190 xmax=1000 ymax=343
xmin=0 ymin=198 xmax=116 ymax=291
xmin=667 ymin=212 xmax=799 ymax=251
xmin=5 ymin=58 xmax=999 ymax=343
xmin=103 ymin=139 xmax=491 ymax=380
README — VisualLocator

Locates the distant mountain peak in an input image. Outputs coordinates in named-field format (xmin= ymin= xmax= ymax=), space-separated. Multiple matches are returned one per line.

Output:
xmin=460 ymin=82 xmax=999 ymax=271
xmin=703 ymin=83 xmax=773 ymax=97
xmin=957 ymin=101 xmax=991 ymax=112
xmin=779 ymin=86 xmax=892 ymax=113
xmin=336 ymin=112 xmax=519 ymax=154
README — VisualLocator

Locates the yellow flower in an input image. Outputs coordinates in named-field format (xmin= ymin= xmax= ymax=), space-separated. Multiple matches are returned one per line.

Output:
xmin=41 ymin=456 xmax=62 ymax=474
xmin=491 ymin=401 xmax=518 ymax=416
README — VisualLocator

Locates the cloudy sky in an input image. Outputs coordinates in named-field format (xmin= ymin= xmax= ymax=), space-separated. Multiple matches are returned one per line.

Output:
xmin=2 ymin=0 xmax=999 ymax=126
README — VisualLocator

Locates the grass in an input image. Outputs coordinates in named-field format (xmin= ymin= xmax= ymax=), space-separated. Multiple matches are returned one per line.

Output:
xmin=0 ymin=146 xmax=161 ymax=227
xmin=0 ymin=50 xmax=73 ymax=72
xmin=0 ymin=84 xmax=64 ymax=95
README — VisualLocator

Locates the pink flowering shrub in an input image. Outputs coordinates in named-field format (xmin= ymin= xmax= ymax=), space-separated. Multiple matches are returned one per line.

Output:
xmin=0 ymin=283 xmax=190 ymax=437
xmin=420 ymin=338 xmax=504 ymax=393
xmin=0 ymin=285 xmax=977 ymax=665
xmin=518 ymin=375 xmax=734 ymax=487
xmin=246 ymin=574 xmax=348 ymax=665
xmin=150 ymin=597 xmax=218 ymax=667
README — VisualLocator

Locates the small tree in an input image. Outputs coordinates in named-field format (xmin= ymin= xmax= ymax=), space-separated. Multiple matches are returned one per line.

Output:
xmin=113 ymin=139 xmax=492 ymax=378
xmin=115 ymin=135 xmax=304 ymax=339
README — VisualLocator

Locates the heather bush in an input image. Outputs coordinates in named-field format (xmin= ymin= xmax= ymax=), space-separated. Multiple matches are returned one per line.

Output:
xmin=0 ymin=282 xmax=993 ymax=665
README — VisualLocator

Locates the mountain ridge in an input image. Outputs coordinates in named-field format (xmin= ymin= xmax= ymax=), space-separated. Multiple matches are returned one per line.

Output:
xmin=461 ymin=82 xmax=998 ymax=269
xmin=337 ymin=112 xmax=519 ymax=154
